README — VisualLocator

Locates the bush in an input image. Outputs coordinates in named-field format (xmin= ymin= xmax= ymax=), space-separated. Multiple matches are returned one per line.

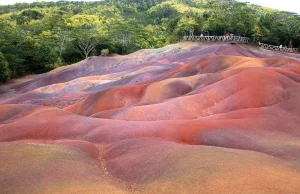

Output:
xmin=45 ymin=57 xmax=63 ymax=70
xmin=100 ymin=49 xmax=109 ymax=56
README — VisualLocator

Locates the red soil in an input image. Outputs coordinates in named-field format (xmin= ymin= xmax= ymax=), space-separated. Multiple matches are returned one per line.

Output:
xmin=1 ymin=42 xmax=300 ymax=193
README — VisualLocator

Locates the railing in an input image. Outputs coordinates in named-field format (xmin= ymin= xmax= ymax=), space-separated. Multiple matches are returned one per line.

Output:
xmin=258 ymin=42 xmax=299 ymax=53
xmin=183 ymin=35 xmax=250 ymax=43
xmin=183 ymin=35 xmax=299 ymax=53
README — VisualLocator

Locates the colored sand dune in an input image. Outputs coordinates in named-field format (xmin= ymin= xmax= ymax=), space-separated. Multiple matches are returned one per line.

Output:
xmin=1 ymin=42 xmax=300 ymax=194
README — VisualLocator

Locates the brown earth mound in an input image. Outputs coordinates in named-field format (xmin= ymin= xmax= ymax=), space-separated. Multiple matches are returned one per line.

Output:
xmin=1 ymin=42 xmax=300 ymax=194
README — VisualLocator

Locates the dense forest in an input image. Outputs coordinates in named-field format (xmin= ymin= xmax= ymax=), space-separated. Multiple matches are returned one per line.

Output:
xmin=0 ymin=0 xmax=300 ymax=82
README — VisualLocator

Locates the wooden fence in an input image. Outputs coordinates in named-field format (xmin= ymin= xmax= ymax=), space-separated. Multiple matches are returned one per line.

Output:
xmin=183 ymin=35 xmax=250 ymax=43
xmin=258 ymin=42 xmax=299 ymax=53
xmin=183 ymin=35 xmax=299 ymax=53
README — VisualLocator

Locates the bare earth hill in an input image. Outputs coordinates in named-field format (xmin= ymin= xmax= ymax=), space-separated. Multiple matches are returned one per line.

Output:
xmin=1 ymin=42 xmax=300 ymax=194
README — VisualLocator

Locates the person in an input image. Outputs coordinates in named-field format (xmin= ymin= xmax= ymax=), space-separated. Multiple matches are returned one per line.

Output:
xmin=226 ymin=32 xmax=229 ymax=40
xmin=279 ymin=45 xmax=282 ymax=49
xmin=200 ymin=33 xmax=203 ymax=37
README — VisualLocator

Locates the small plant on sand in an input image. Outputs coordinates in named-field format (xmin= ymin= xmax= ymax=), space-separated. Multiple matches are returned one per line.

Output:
xmin=101 ymin=49 xmax=109 ymax=56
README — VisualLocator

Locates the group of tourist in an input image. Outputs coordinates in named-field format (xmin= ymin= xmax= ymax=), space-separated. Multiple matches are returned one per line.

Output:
xmin=225 ymin=32 xmax=234 ymax=39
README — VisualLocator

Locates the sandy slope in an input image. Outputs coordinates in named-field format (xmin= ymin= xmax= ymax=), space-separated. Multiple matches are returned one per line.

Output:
xmin=1 ymin=42 xmax=300 ymax=194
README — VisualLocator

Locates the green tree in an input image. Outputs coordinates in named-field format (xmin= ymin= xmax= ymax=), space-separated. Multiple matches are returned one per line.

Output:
xmin=0 ymin=52 xmax=10 ymax=83
xmin=278 ymin=13 xmax=300 ymax=48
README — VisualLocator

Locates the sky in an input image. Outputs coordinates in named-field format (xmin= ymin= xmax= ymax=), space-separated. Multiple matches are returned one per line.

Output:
xmin=0 ymin=0 xmax=299 ymax=14
xmin=238 ymin=0 xmax=300 ymax=14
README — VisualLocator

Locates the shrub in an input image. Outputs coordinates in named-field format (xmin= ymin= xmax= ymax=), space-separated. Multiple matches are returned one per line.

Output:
xmin=45 ymin=57 xmax=63 ymax=70
xmin=101 ymin=49 xmax=109 ymax=56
